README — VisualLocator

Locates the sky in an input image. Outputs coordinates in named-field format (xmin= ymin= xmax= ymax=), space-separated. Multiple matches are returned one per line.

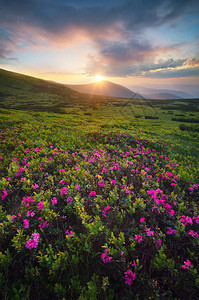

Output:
xmin=0 ymin=0 xmax=199 ymax=95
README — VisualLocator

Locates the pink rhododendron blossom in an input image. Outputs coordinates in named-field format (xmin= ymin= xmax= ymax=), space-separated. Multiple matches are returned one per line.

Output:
xmin=27 ymin=211 xmax=35 ymax=217
xmin=146 ymin=228 xmax=154 ymax=236
xmin=60 ymin=179 xmax=66 ymax=185
xmin=67 ymin=196 xmax=73 ymax=203
xmin=166 ymin=227 xmax=177 ymax=235
xmin=103 ymin=206 xmax=111 ymax=217
xmin=51 ymin=197 xmax=57 ymax=205
xmin=131 ymin=261 xmax=137 ymax=269
xmin=140 ymin=218 xmax=145 ymax=223
xmin=188 ymin=230 xmax=199 ymax=238
xmin=11 ymin=215 xmax=17 ymax=221
xmin=193 ymin=216 xmax=199 ymax=224
xmin=182 ymin=260 xmax=192 ymax=269
xmin=1 ymin=188 xmax=8 ymax=200
xmin=169 ymin=209 xmax=175 ymax=216
xmin=157 ymin=239 xmax=162 ymax=247
xmin=98 ymin=180 xmax=105 ymax=187
xmin=135 ymin=235 xmax=142 ymax=243
xmin=75 ymin=184 xmax=80 ymax=191
xmin=181 ymin=216 xmax=193 ymax=226
xmin=125 ymin=189 xmax=131 ymax=194
xmin=22 ymin=196 xmax=34 ymax=206
xmin=101 ymin=249 xmax=112 ymax=263
xmin=60 ymin=187 xmax=68 ymax=195
xmin=124 ymin=269 xmax=136 ymax=285
xmin=65 ymin=226 xmax=73 ymax=237
xmin=39 ymin=221 xmax=49 ymax=228
xmin=89 ymin=191 xmax=96 ymax=197
xmin=32 ymin=183 xmax=38 ymax=189
xmin=37 ymin=201 xmax=44 ymax=210
xmin=25 ymin=233 xmax=40 ymax=249
xmin=23 ymin=219 xmax=29 ymax=228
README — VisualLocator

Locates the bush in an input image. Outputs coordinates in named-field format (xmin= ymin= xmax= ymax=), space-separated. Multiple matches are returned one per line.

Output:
xmin=0 ymin=122 xmax=199 ymax=299
xmin=179 ymin=124 xmax=199 ymax=132
xmin=172 ymin=118 xmax=199 ymax=123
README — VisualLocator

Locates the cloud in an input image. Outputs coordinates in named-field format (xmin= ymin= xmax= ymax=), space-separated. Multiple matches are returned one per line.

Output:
xmin=0 ymin=0 xmax=199 ymax=82
xmin=144 ymin=67 xmax=199 ymax=78
xmin=0 ymin=0 xmax=198 ymax=52
xmin=86 ymin=56 xmax=199 ymax=78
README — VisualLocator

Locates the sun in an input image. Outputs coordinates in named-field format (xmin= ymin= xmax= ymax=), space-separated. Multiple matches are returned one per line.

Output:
xmin=95 ymin=74 xmax=104 ymax=82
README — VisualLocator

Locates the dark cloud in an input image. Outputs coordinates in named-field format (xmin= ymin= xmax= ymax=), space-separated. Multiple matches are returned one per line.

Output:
xmin=0 ymin=0 xmax=199 ymax=38
xmin=86 ymin=57 xmax=199 ymax=78
xmin=99 ymin=39 xmax=156 ymax=64
xmin=0 ymin=0 xmax=199 ymax=80
xmin=144 ymin=67 xmax=199 ymax=78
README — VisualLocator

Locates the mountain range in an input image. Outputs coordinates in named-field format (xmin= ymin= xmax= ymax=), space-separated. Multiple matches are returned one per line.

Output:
xmin=0 ymin=68 xmax=198 ymax=113
xmin=66 ymin=81 xmax=144 ymax=99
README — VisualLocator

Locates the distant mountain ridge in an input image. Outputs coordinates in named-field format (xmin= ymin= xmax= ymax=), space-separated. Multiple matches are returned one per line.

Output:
xmin=131 ymin=85 xmax=194 ymax=99
xmin=144 ymin=93 xmax=183 ymax=100
xmin=66 ymin=80 xmax=144 ymax=99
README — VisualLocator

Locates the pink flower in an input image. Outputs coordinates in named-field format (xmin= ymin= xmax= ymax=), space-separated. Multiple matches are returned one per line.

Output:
xmin=39 ymin=221 xmax=49 ymax=228
xmin=124 ymin=269 xmax=135 ymax=285
xmin=101 ymin=249 xmax=112 ymax=263
xmin=140 ymin=218 xmax=145 ymax=223
xmin=1 ymin=188 xmax=8 ymax=200
xmin=89 ymin=191 xmax=96 ymax=197
xmin=75 ymin=184 xmax=80 ymax=191
xmin=112 ymin=180 xmax=116 ymax=184
xmin=51 ymin=197 xmax=57 ymax=205
xmin=60 ymin=187 xmax=68 ymax=195
xmin=131 ymin=261 xmax=137 ymax=269
xmin=22 ymin=196 xmax=34 ymax=206
xmin=32 ymin=183 xmax=38 ymax=189
xmin=67 ymin=196 xmax=73 ymax=203
xmin=125 ymin=189 xmax=131 ymax=194
xmin=169 ymin=209 xmax=175 ymax=216
xmin=27 ymin=211 xmax=35 ymax=217
xmin=11 ymin=215 xmax=17 ymax=221
xmin=146 ymin=228 xmax=154 ymax=236
xmin=59 ymin=169 xmax=65 ymax=173
xmin=65 ymin=226 xmax=73 ymax=237
xmin=157 ymin=239 xmax=162 ymax=247
xmin=37 ymin=201 xmax=44 ymax=210
xmin=135 ymin=234 xmax=142 ymax=243
xmin=188 ymin=230 xmax=199 ymax=238
xmin=166 ymin=227 xmax=177 ymax=235
xmin=23 ymin=219 xmax=29 ymax=228
xmin=25 ymin=232 xmax=40 ymax=249
xmin=182 ymin=259 xmax=192 ymax=269
xmin=103 ymin=206 xmax=111 ymax=217
xmin=98 ymin=180 xmax=105 ymax=187
xmin=60 ymin=179 xmax=66 ymax=185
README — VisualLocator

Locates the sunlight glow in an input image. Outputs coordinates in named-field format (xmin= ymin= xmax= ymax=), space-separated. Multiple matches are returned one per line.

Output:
xmin=95 ymin=74 xmax=104 ymax=82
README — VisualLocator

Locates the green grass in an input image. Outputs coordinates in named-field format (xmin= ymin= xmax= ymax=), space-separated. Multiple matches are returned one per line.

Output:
xmin=0 ymin=69 xmax=199 ymax=299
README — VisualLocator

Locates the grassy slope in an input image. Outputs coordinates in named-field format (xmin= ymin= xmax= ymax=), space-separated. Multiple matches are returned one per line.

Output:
xmin=0 ymin=68 xmax=198 ymax=112
xmin=0 ymin=68 xmax=116 ymax=111
xmin=0 ymin=68 xmax=198 ymax=179
xmin=0 ymin=71 xmax=199 ymax=299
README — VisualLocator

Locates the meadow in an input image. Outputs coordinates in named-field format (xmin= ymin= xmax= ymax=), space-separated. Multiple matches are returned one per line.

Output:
xmin=0 ymin=74 xmax=199 ymax=299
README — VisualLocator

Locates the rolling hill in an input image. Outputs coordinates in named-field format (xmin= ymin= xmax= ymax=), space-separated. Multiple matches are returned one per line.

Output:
xmin=1 ymin=68 xmax=198 ymax=114
xmin=66 ymin=80 xmax=144 ymax=99
xmin=0 ymin=68 xmax=119 ymax=111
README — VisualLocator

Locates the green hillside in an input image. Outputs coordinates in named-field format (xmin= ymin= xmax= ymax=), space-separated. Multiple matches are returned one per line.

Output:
xmin=0 ymin=68 xmax=115 ymax=112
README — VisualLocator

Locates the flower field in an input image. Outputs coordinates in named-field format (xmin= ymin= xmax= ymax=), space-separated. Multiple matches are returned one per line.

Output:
xmin=0 ymin=107 xmax=199 ymax=299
